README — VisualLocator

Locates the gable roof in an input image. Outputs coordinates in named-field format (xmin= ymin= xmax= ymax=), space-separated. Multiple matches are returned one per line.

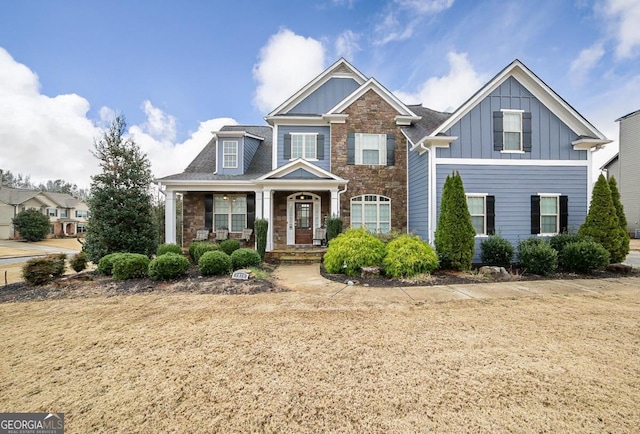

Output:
xmin=266 ymin=58 xmax=368 ymax=118
xmin=401 ymin=105 xmax=452 ymax=144
xmin=0 ymin=186 xmax=41 ymax=205
xmin=41 ymin=191 xmax=81 ymax=208
xmin=430 ymin=59 xmax=608 ymax=141
xmin=616 ymin=109 xmax=640 ymax=122
xmin=258 ymin=158 xmax=345 ymax=182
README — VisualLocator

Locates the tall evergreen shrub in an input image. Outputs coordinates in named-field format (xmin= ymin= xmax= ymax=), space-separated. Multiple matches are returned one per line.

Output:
xmin=608 ymin=176 xmax=630 ymax=261
xmin=254 ymin=219 xmax=268 ymax=260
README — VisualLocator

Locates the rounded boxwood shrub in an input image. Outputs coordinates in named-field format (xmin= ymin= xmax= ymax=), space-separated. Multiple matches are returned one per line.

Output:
xmin=22 ymin=254 xmax=66 ymax=286
xmin=219 ymin=239 xmax=241 ymax=256
xmin=480 ymin=234 xmax=514 ymax=268
xmin=383 ymin=234 xmax=438 ymax=278
xmin=70 ymin=252 xmax=88 ymax=272
xmin=518 ymin=238 xmax=557 ymax=277
xmin=559 ymin=240 xmax=610 ymax=274
xmin=97 ymin=252 xmax=126 ymax=275
xmin=549 ymin=233 xmax=591 ymax=256
xmin=323 ymin=228 xmax=386 ymax=276
xmin=157 ymin=243 xmax=182 ymax=256
xmin=191 ymin=242 xmax=219 ymax=264
xmin=199 ymin=250 xmax=231 ymax=276
xmin=230 ymin=248 xmax=261 ymax=270
xmin=148 ymin=253 xmax=190 ymax=280
xmin=112 ymin=253 xmax=150 ymax=280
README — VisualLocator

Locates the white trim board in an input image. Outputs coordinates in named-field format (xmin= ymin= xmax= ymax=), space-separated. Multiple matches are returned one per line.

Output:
xmin=436 ymin=158 xmax=589 ymax=167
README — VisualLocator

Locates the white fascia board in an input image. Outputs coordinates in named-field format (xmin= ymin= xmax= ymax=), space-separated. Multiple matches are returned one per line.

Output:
xmin=265 ymin=116 xmax=328 ymax=126
xmin=266 ymin=58 xmax=368 ymax=117
xmin=257 ymin=179 xmax=347 ymax=190
xmin=257 ymin=158 xmax=346 ymax=181
xmin=214 ymin=130 xmax=265 ymax=141
xmin=323 ymin=114 xmax=349 ymax=124
xmin=431 ymin=60 xmax=608 ymax=140
xmin=572 ymin=138 xmax=613 ymax=150
xmin=436 ymin=157 xmax=589 ymax=166
xmin=407 ymin=135 xmax=457 ymax=155
xmin=155 ymin=180 xmax=258 ymax=192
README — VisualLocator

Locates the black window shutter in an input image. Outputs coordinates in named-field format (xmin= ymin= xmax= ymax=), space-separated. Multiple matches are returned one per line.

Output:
xmin=246 ymin=193 xmax=255 ymax=230
xmin=486 ymin=195 xmax=495 ymax=235
xmin=493 ymin=111 xmax=504 ymax=151
xmin=283 ymin=133 xmax=291 ymax=160
xmin=205 ymin=194 xmax=213 ymax=232
xmin=559 ymin=195 xmax=568 ymax=233
xmin=347 ymin=133 xmax=355 ymax=165
xmin=522 ymin=112 xmax=532 ymax=152
xmin=386 ymin=134 xmax=395 ymax=166
xmin=317 ymin=134 xmax=324 ymax=160
xmin=531 ymin=195 xmax=540 ymax=234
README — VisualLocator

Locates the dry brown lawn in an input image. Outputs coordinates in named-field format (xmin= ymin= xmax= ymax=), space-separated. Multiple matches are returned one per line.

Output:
xmin=1 ymin=289 xmax=639 ymax=433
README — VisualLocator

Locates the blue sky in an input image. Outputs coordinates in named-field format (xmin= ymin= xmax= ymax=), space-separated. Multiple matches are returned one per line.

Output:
xmin=1 ymin=0 xmax=639 ymax=187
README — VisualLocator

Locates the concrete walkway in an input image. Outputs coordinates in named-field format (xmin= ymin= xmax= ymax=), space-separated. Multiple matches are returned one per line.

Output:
xmin=273 ymin=263 xmax=640 ymax=303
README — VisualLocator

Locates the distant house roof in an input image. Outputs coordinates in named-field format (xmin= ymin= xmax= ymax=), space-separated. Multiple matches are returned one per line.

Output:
xmin=158 ymin=125 xmax=273 ymax=182
xmin=600 ymin=153 xmax=619 ymax=171
xmin=0 ymin=186 xmax=41 ymax=205
xmin=41 ymin=191 xmax=81 ymax=208
xmin=615 ymin=109 xmax=640 ymax=122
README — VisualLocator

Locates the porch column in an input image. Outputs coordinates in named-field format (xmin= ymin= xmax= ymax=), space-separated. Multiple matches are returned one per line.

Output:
xmin=330 ymin=189 xmax=340 ymax=217
xmin=165 ymin=189 xmax=177 ymax=244
xmin=255 ymin=189 xmax=263 ymax=219
xmin=263 ymin=188 xmax=273 ymax=251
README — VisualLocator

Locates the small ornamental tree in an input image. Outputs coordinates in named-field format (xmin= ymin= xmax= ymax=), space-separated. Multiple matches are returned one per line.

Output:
xmin=434 ymin=172 xmax=476 ymax=270
xmin=579 ymin=174 xmax=627 ymax=263
xmin=12 ymin=209 xmax=50 ymax=242
xmin=82 ymin=116 xmax=158 ymax=263
xmin=608 ymin=176 xmax=630 ymax=261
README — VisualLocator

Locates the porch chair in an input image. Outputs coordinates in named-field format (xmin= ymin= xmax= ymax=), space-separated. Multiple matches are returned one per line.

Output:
xmin=313 ymin=227 xmax=327 ymax=246
xmin=193 ymin=229 xmax=209 ymax=242
xmin=240 ymin=228 xmax=253 ymax=246
xmin=215 ymin=228 xmax=229 ymax=241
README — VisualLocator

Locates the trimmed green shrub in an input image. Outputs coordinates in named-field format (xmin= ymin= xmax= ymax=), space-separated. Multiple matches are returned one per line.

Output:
xmin=112 ymin=253 xmax=150 ymax=280
xmin=550 ymin=233 xmax=592 ymax=256
xmin=230 ymin=248 xmax=261 ymax=270
xmin=219 ymin=239 xmax=241 ymax=256
xmin=326 ymin=215 xmax=343 ymax=242
xmin=323 ymin=228 xmax=386 ymax=276
xmin=199 ymin=250 xmax=231 ymax=276
xmin=383 ymin=234 xmax=439 ymax=278
xmin=22 ymin=254 xmax=66 ymax=286
xmin=609 ymin=176 xmax=630 ymax=261
xmin=255 ymin=219 xmax=268 ymax=260
xmin=12 ymin=208 xmax=51 ymax=242
xmin=97 ymin=252 xmax=125 ymax=275
xmin=559 ymin=240 xmax=610 ymax=274
xmin=157 ymin=243 xmax=182 ymax=256
xmin=191 ymin=242 xmax=219 ymax=264
xmin=70 ymin=252 xmax=88 ymax=272
xmin=188 ymin=241 xmax=205 ymax=262
xmin=579 ymin=174 xmax=628 ymax=263
xmin=480 ymin=234 xmax=514 ymax=267
xmin=434 ymin=172 xmax=476 ymax=270
xmin=148 ymin=253 xmax=190 ymax=280
xmin=518 ymin=238 xmax=557 ymax=277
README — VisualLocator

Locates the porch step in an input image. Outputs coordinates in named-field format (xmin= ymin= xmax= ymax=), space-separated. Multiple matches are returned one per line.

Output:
xmin=266 ymin=249 xmax=326 ymax=264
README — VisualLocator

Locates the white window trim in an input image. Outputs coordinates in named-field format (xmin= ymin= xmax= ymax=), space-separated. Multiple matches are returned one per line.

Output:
xmin=213 ymin=194 xmax=247 ymax=233
xmin=538 ymin=193 xmax=560 ymax=236
xmin=355 ymin=133 xmax=387 ymax=165
xmin=222 ymin=140 xmax=238 ymax=169
xmin=501 ymin=109 xmax=524 ymax=153
xmin=466 ymin=193 xmax=488 ymax=237
xmin=290 ymin=133 xmax=318 ymax=161
xmin=350 ymin=194 xmax=391 ymax=234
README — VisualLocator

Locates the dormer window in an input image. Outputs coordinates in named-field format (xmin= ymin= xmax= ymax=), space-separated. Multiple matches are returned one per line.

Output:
xmin=222 ymin=140 xmax=238 ymax=168
xmin=291 ymin=133 xmax=317 ymax=159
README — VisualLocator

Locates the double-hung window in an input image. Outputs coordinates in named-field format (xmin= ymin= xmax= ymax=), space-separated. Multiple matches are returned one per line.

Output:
xmin=291 ymin=133 xmax=317 ymax=160
xmin=494 ymin=110 xmax=531 ymax=152
xmin=355 ymin=133 xmax=387 ymax=165
xmin=213 ymin=195 xmax=247 ymax=232
xmin=502 ymin=110 xmax=522 ymax=151
xmin=531 ymin=194 xmax=567 ymax=235
xmin=350 ymin=194 xmax=391 ymax=233
xmin=75 ymin=210 xmax=89 ymax=219
xmin=467 ymin=195 xmax=486 ymax=235
xmin=222 ymin=140 xmax=238 ymax=169
xmin=60 ymin=209 xmax=68 ymax=218
xmin=540 ymin=195 xmax=559 ymax=234
xmin=47 ymin=208 xmax=58 ymax=217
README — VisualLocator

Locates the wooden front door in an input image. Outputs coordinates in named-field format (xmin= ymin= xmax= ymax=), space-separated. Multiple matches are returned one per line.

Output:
xmin=295 ymin=202 xmax=313 ymax=244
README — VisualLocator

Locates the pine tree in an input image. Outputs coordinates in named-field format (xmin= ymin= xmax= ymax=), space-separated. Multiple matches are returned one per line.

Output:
xmin=82 ymin=116 xmax=158 ymax=263
xmin=608 ymin=176 xmax=630 ymax=261
xmin=579 ymin=174 xmax=626 ymax=263
xmin=434 ymin=172 xmax=476 ymax=270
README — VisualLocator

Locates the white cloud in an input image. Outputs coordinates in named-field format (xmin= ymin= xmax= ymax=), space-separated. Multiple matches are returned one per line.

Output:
xmin=396 ymin=0 xmax=455 ymax=14
xmin=335 ymin=30 xmax=361 ymax=61
xmin=374 ymin=0 xmax=454 ymax=45
xmin=252 ymin=28 xmax=326 ymax=113
xmin=601 ymin=0 xmax=640 ymax=58
xmin=570 ymin=42 xmax=605 ymax=84
xmin=393 ymin=52 xmax=487 ymax=112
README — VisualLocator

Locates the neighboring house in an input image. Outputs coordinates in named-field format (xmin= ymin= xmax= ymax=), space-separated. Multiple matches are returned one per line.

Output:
xmin=602 ymin=109 xmax=640 ymax=236
xmin=0 ymin=186 xmax=89 ymax=239
xmin=159 ymin=59 xmax=611 ymax=260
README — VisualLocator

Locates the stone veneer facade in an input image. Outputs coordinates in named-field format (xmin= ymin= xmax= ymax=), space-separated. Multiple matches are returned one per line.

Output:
xmin=331 ymin=89 xmax=408 ymax=232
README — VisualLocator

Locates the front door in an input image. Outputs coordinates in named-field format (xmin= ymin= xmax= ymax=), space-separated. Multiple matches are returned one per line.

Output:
xmin=295 ymin=202 xmax=313 ymax=244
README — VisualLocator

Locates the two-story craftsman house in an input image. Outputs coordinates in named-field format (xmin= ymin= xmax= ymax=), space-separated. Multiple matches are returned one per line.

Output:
xmin=159 ymin=58 xmax=610 ymax=259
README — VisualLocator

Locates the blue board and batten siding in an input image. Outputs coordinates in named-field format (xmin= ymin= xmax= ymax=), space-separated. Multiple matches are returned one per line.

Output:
xmin=436 ymin=165 xmax=588 ymax=262
xmin=244 ymin=136 xmax=260 ymax=172
xmin=277 ymin=125 xmax=331 ymax=171
xmin=407 ymin=148 xmax=429 ymax=241
xmin=217 ymin=137 xmax=244 ymax=176
xmin=287 ymin=77 xmax=360 ymax=115
xmin=437 ymin=77 xmax=587 ymax=161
